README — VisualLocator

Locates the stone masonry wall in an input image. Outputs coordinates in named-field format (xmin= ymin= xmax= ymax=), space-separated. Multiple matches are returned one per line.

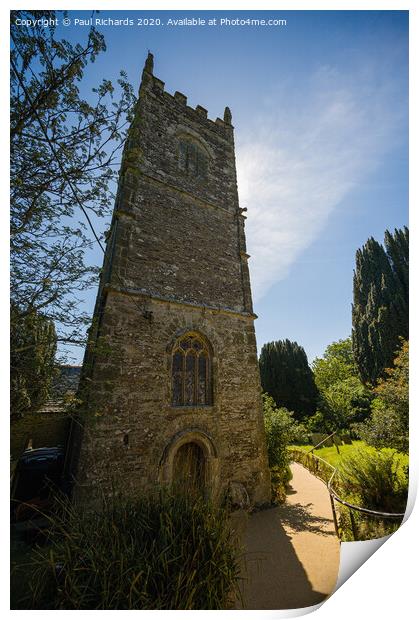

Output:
xmin=76 ymin=293 xmax=271 ymax=504
xmin=110 ymin=182 xmax=245 ymax=312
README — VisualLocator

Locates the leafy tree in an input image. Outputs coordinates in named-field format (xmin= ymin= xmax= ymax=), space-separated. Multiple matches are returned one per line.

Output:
xmin=311 ymin=338 xmax=356 ymax=393
xmin=10 ymin=10 xmax=135 ymax=352
xmin=311 ymin=338 xmax=372 ymax=433
xmin=11 ymin=305 xmax=57 ymax=420
xmin=356 ymin=340 xmax=408 ymax=452
xmin=322 ymin=376 xmax=372 ymax=429
xmin=259 ymin=339 xmax=318 ymax=420
xmin=352 ymin=227 xmax=408 ymax=385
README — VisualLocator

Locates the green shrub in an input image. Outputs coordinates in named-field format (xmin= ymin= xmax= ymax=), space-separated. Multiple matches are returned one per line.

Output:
xmin=338 ymin=447 xmax=408 ymax=514
xmin=355 ymin=341 xmax=408 ymax=453
xmin=289 ymin=422 xmax=310 ymax=445
xmin=270 ymin=464 xmax=292 ymax=503
xmin=306 ymin=412 xmax=330 ymax=434
xmin=262 ymin=393 xmax=293 ymax=470
xmin=29 ymin=490 xmax=240 ymax=609
xmin=355 ymin=403 xmax=408 ymax=453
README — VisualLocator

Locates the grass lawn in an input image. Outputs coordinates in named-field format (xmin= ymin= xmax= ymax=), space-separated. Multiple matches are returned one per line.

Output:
xmin=290 ymin=440 xmax=367 ymax=469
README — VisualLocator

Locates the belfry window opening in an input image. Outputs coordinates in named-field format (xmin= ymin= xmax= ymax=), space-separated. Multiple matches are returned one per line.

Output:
xmin=178 ymin=139 xmax=208 ymax=179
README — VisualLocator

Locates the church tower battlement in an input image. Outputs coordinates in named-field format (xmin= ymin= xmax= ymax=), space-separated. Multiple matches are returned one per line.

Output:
xmin=74 ymin=53 xmax=271 ymax=507
xmin=106 ymin=52 xmax=253 ymax=316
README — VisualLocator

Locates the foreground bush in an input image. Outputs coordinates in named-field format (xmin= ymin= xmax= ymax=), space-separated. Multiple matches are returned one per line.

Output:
xmin=338 ymin=447 xmax=408 ymax=514
xmin=29 ymin=490 xmax=240 ymax=609
xmin=336 ymin=447 xmax=408 ymax=540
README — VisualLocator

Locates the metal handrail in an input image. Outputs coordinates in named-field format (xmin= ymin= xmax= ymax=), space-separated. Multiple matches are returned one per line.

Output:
xmin=307 ymin=431 xmax=337 ymax=453
xmin=327 ymin=468 xmax=404 ymax=519
xmin=289 ymin=447 xmax=405 ymax=539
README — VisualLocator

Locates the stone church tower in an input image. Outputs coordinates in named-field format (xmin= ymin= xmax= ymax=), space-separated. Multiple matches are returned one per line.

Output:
xmin=73 ymin=53 xmax=271 ymax=507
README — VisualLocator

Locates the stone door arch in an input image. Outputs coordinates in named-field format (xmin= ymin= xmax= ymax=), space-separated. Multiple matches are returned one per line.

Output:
xmin=159 ymin=429 xmax=219 ymax=499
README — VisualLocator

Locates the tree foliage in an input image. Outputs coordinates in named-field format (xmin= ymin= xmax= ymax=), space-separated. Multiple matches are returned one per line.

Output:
xmin=259 ymin=339 xmax=318 ymax=419
xmin=356 ymin=340 xmax=408 ymax=452
xmin=352 ymin=227 xmax=408 ymax=385
xmin=312 ymin=338 xmax=356 ymax=393
xmin=11 ymin=305 xmax=57 ymax=420
xmin=311 ymin=338 xmax=372 ymax=433
xmin=10 ymin=10 xmax=136 ymax=352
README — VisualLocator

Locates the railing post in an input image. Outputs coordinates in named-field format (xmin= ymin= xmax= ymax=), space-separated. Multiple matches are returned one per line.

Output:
xmin=349 ymin=508 xmax=358 ymax=540
xmin=329 ymin=492 xmax=339 ymax=539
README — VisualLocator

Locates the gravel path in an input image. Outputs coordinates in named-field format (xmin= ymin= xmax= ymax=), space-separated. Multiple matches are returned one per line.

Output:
xmin=233 ymin=462 xmax=340 ymax=610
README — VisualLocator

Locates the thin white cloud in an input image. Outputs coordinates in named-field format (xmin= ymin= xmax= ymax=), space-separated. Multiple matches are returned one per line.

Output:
xmin=236 ymin=62 xmax=406 ymax=302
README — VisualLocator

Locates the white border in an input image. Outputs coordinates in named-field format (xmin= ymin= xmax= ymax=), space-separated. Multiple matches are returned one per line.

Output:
xmin=3 ymin=2 xmax=417 ymax=618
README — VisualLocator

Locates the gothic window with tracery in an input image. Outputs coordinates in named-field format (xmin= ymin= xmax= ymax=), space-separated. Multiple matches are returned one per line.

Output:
xmin=171 ymin=333 xmax=212 ymax=406
xmin=178 ymin=139 xmax=208 ymax=179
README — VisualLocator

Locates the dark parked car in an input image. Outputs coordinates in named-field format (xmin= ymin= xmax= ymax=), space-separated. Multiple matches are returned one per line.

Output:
xmin=11 ymin=447 xmax=66 ymax=522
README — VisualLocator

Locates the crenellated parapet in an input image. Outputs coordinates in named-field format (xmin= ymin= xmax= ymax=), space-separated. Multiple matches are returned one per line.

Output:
xmin=140 ymin=52 xmax=234 ymax=138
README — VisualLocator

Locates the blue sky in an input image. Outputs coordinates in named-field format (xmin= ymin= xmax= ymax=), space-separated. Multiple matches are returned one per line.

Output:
xmin=53 ymin=9 xmax=408 ymax=363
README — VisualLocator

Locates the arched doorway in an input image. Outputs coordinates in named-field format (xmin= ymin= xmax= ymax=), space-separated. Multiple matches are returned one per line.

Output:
xmin=173 ymin=442 xmax=205 ymax=494
xmin=159 ymin=429 xmax=220 ymax=500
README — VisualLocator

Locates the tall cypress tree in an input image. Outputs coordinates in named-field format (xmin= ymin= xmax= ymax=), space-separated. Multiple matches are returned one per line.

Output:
xmin=352 ymin=227 xmax=408 ymax=385
xmin=259 ymin=339 xmax=318 ymax=420
xmin=385 ymin=227 xmax=409 ymax=328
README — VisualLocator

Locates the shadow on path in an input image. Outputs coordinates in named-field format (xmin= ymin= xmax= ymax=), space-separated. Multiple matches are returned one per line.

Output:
xmin=233 ymin=463 xmax=340 ymax=610
xmin=276 ymin=500 xmax=335 ymax=536
xmin=235 ymin=507 xmax=327 ymax=610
